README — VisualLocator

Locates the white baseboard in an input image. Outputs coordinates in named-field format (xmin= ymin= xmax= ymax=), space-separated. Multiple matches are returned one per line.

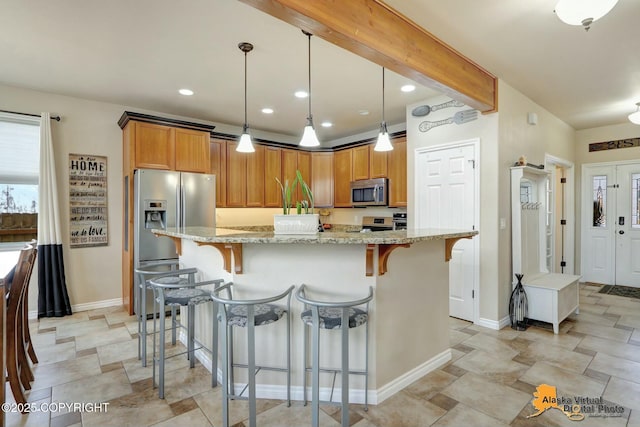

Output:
xmin=476 ymin=316 xmax=510 ymax=330
xmin=186 ymin=328 xmax=450 ymax=406
xmin=374 ymin=349 xmax=451 ymax=404
xmin=28 ymin=297 xmax=123 ymax=320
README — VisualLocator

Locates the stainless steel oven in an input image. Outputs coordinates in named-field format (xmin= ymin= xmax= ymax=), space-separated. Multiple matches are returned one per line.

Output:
xmin=350 ymin=178 xmax=388 ymax=206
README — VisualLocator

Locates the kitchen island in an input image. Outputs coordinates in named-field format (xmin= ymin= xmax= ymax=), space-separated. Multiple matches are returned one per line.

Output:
xmin=153 ymin=226 xmax=477 ymax=404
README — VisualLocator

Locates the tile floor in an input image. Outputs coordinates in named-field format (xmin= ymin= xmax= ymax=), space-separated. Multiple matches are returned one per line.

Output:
xmin=7 ymin=282 xmax=640 ymax=426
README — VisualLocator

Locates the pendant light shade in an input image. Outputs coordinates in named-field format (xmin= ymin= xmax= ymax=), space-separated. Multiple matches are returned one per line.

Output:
xmin=554 ymin=0 xmax=618 ymax=31
xmin=299 ymin=31 xmax=320 ymax=147
xmin=236 ymin=42 xmax=255 ymax=153
xmin=629 ymin=103 xmax=640 ymax=125
xmin=374 ymin=67 xmax=393 ymax=152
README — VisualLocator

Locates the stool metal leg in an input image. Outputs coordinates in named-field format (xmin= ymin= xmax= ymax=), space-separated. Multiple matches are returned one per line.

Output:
xmin=171 ymin=306 xmax=178 ymax=346
xmin=158 ymin=294 xmax=166 ymax=399
xmin=220 ymin=310 xmax=229 ymax=427
xmin=341 ymin=308 xmax=350 ymax=427
xmin=286 ymin=307 xmax=291 ymax=407
xmin=229 ymin=325 xmax=235 ymax=397
xmin=302 ymin=312 xmax=308 ymax=406
xmin=365 ymin=313 xmax=369 ymax=411
xmin=247 ymin=306 xmax=257 ymax=427
xmin=311 ymin=307 xmax=320 ymax=427
xmin=187 ymin=305 xmax=195 ymax=368
xmin=211 ymin=299 xmax=219 ymax=388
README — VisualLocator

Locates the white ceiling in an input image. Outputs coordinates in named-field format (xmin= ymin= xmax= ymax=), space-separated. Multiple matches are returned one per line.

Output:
xmin=1 ymin=0 xmax=639 ymax=145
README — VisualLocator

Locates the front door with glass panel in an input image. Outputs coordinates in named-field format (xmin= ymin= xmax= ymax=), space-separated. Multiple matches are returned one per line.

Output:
xmin=582 ymin=162 xmax=640 ymax=287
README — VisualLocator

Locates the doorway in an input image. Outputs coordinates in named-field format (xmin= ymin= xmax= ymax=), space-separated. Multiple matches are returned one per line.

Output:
xmin=581 ymin=162 xmax=640 ymax=287
xmin=414 ymin=139 xmax=479 ymax=322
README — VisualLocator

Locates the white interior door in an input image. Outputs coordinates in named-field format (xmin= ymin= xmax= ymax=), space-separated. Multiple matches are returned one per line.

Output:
xmin=582 ymin=162 xmax=640 ymax=287
xmin=615 ymin=164 xmax=640 ymax=287
xmin=416 ymin=142 xmax=477 ymax=321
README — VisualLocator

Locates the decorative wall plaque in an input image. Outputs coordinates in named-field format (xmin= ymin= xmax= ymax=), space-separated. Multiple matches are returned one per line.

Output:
xmin=589 ymin=137 xmax=640 ymax=152
xmin=69 ymin=154 xmax=108 ymax=248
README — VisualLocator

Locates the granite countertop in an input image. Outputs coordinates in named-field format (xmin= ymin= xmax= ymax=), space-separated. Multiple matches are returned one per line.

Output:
xmin=152 ymin=226 xmax=477 ymax=245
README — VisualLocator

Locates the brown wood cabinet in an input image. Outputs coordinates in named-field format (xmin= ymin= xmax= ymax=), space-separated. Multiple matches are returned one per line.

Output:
xmin=125 ymin=121 xmax=210 ymax=173
xmin=226 ymin=141 xmax=247 ymax=207
xmin=210 ymin=139 xmax=227 ymax=207
xmin=352 ymin=145 xmax=370 ymax=181
xmin=264 ymin=146 xmax=282 ymax=208
xmin=334 ymin=149 xmax=353 ymax=207
xmin=175 ymin=128 xmax=210 ymax=173
xmin=246 ymin=145 xmax=265 ymax=207
xmin=132 ymin=122 xmax=174 ymax=170
xmin=311 ymin=152 xmax=334 ymax=207
xmin=369 ymin=145 xmax=388 ymax=178
xmin=387 ymin=137 xmax=407 ymax=207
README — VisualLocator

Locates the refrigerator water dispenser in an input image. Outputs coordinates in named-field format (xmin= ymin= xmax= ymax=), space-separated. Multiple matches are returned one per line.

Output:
xmin=144 ymin=200 xmax=167 ymax=229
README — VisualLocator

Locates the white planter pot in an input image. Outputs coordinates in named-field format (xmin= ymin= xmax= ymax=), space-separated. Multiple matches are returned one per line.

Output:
xmin=273 ymin=214 xmax=319 ymax=235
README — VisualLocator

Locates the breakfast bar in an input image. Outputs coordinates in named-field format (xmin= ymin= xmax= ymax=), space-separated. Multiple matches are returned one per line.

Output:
xmin=153 ymin=226 xmax=477 ymax=404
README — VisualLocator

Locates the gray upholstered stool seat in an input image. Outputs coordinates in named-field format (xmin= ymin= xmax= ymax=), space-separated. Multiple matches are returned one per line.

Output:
xmin=227 ymin=303 xmax=286 ymax=327
xmin=301 ymin=307 xmax=368 ymax=329
xmin=163 ymin=287 xmax=212 ymax=306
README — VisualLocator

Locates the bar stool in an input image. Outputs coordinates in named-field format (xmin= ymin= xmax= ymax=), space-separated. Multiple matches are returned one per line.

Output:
xmin=135 ymin=262 xmax=194 ymax=367
xmin=210 ymin=283 xmax=294 ymax=427
xmin=295 ymin=285 xmax=374 ymax=427
xmin=148 ymin=274 xmax=224 ymax=399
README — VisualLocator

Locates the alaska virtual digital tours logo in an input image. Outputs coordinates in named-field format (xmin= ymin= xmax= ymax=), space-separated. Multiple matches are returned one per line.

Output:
xmin=527 ymin=384 xmax=625 ymax=421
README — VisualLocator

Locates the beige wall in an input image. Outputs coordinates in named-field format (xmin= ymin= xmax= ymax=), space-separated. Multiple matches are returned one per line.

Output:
xmin=0 ymin=84 xmax=126 ymax=310
xmin=497 ymin=81 xmax=575 ymax=320
xmin=574 ymin=123 xmax=640 ymax=273
xmin=406 ymin=93 xmax=500 ymax=323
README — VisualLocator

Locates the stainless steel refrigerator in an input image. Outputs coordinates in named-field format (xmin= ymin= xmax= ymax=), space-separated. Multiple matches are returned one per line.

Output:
xmin=133 ymin=169 xmax=215 ymax=316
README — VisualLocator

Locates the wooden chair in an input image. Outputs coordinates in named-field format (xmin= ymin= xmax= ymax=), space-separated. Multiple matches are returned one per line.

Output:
xmin=6 ymin=243 xmax=37 ymax=409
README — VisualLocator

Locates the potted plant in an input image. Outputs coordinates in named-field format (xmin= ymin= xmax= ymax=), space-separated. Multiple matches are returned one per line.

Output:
xmin=273 ymin=170 xmax=319 ymax=234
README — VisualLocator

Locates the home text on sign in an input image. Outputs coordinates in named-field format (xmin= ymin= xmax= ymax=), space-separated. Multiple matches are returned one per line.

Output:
xmin=589 ymin=137 xmax=640 ymax=152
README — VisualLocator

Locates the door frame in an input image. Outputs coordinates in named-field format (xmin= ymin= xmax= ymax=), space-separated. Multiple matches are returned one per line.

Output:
xmin=414 ymin=138 xmax=480 ymax=324
xmin=581 ymin=159 xmax=640 ymax=284
xmin=544 ymin=154 xmax=576 ymax=275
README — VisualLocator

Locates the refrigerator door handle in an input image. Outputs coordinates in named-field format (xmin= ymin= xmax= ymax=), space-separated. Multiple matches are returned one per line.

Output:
xmin=176 ymin=180 xmax=182 ymax=229
xmin=180 ymin=179 xmax=186 ymax=228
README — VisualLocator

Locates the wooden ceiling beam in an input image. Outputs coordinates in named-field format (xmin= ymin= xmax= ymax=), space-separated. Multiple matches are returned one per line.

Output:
xmin=239 ymin=0 xmax=497 ymax=113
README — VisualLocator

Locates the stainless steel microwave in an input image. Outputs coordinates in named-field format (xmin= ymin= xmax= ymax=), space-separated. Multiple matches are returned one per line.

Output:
xmin=350 ymin=178 xmax=388 ymax=206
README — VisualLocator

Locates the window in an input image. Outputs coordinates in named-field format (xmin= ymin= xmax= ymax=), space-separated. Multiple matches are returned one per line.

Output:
xmin=0 ymin=112 xmax=40 ymax=252
xmin=592 ymin=175 xmax=606 ymax=227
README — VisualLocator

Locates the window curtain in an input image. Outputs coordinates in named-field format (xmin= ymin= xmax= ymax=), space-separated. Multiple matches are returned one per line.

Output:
xmin=37 ymin=112 xmax=72 ymax=317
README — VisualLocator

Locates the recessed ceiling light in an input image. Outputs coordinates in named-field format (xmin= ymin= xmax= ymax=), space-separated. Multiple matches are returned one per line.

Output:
xmin=401 ymin=85 xmax=416 ymax=93
xmin=179 ymin=88 xmax=194 ymax=96
xmin=262 ymin=108 xmax=274 ymax=114
xmin=358 ymin=110 xmax=370 ymax=116
xmin=295 ymin=90 xmax=309 ymax=98
xmin=321 ymin=121 xmax=332 ymax=128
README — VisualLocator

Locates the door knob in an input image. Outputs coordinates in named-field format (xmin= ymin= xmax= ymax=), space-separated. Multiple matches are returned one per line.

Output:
xmin=619 ymin=230 xmax=625 ymax=235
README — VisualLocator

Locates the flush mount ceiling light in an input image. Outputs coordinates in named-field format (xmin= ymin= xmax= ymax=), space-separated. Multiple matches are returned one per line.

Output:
xmin=629 ymin=102 xmax=640 ymax=125
xmin=555 ymin=0 xmax=618 ymax=31
xmin=299 ymin=30 xmax=320 ymax=147
xmin=236 ymin=42 xmax=255 ymax=153
xmin=261 ymin=108 xmax=274 ymax=114
xmin=374 ymin=67 xmax=393 ymax=152
xmin=178 ymin=88 xmax=194 ymax=96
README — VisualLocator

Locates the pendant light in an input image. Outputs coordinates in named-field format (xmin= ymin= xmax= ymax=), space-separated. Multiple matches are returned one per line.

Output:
xmin=236 ymin=42 xmax=255 ymax=153
xmin=299 ymin=30 xmax=320 ymax=147
xmin=629 ymin=102 xmax=640 ymax=125
xmin=374 ymin=67 xmax=393 ymax=152
xmin=554 ymin=0 xmax=618 ymax=31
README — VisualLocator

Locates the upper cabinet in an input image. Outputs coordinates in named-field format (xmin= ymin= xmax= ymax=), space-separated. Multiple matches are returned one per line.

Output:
xmin=264 ymin=146 xmax=283 ymax=208
xmin=352 ymin=145 xmax=370 ymax=181
xmin=209 ymin=139 xmax=227 ymax=207
xmin=311 ymin=152 xmax=334 ymax=207
xmin=175 ymin=128 xmax=210 ymax=173
xmin=119 ymin=112 xmax=215 ymax=174
xmin=132 ymin=122 xmax=175 ymax=170
xmin=334 ymin=149 xmax=353 ymax=207
xmin=387 ymin=137 xmax=407 ymax=207
xmin=369 ymin=145 xmax=388 ymax=179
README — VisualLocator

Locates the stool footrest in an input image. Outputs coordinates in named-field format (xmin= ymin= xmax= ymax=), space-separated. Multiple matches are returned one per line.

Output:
xmin=304 ymin=366 xmax=367 ymax=375
xmin=232 ymin=363 xmax=290 ymax=373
